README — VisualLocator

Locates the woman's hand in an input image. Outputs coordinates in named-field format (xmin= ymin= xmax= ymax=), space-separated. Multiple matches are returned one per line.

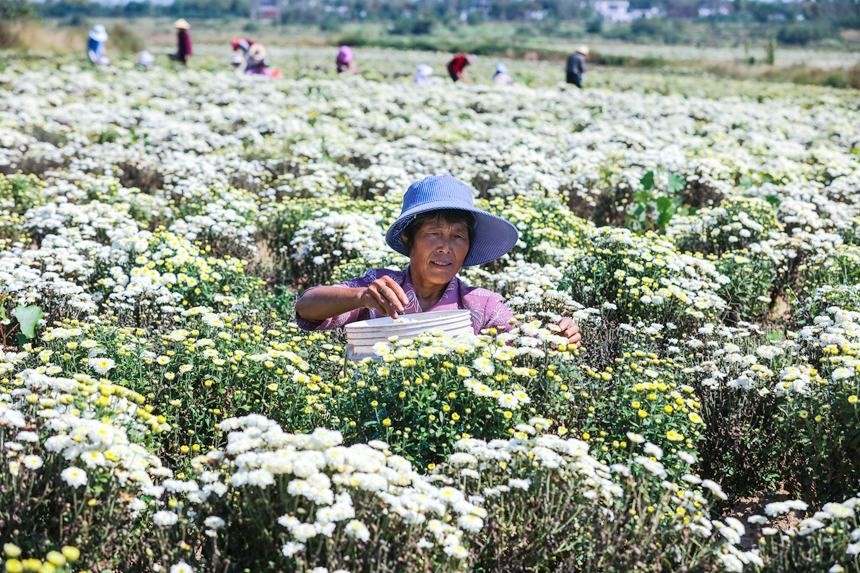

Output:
xmin=360 ymin=276 xmax=409 ymax=318
xmin=557 ymin=317 xmax=582 ymax=348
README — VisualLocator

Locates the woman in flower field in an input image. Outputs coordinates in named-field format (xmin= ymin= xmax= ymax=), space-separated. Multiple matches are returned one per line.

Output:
xmin=296 ymin=175 xmax=583 ymax=345
xmin=86 ymin=25 xmax=109 ymax=66
xmin=447 ymin=54 xmax=473 ymax=82
xmin=170 ymin=19 xmax=192 ymax=66
xmin=336 ymin=45 xmax=355 ymax=73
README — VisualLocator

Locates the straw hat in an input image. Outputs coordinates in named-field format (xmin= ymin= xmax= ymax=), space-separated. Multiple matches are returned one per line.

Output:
xmin=576 ymin=45 xmax=589 ymax=55
xmin=89 ymin=25 xmax=108 ymax=43
xmin=248 ymin=43 xmax=267 ymax=61
xmin=385 ymin=176 xmax=519 ymax=267
xmin=174 ymin=19 xmax=190 ymax=30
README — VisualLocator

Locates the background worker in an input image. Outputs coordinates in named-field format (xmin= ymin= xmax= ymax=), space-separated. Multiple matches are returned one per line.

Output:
xmin=86 ymin=25 xmax=110 ymax=66
xmin=566 ymin=46 xmax=589 ymax=87
xmin=447 ymin=53 xmax=474 ymax=82
xmin=171 ymin=19 xmax=192 ymax=66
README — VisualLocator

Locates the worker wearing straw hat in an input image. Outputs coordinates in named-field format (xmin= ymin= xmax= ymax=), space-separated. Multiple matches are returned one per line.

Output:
xmin=296 ymin=175 xmax=583 ymax=346
xmin=566 ymin=46 xmax=589 ymax=88
xmin=171 ymin=19 xmax=192 ymax=66
xmin=242 ymin=43 xmax=281 ymax=77
xmin=245 ymin=43 xmax=267 ymax=73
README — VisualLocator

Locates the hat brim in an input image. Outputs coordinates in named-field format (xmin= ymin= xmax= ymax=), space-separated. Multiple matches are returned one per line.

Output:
xmin=385 ymin=202 xmax=519 ymax=267
xmin=90 ymin=32 xmax=108 ymax=42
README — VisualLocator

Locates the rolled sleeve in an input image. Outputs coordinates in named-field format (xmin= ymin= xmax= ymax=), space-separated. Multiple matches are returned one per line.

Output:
xmin=480 ymin=292 xmax=514 ymax=333
xmin=294 ymin=270 xmax=384 ymax=331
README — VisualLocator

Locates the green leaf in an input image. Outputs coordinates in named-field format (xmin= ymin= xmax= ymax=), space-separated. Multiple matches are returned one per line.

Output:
xmin=634 ymin=189 xmax=653 ymax=204
xmin=640 ymin=171 xmax=655 ymax=191
xmin=765 ymin=194 xmax=781 ymax=209
xmin=655 ymin=196 xmax=674 ymax=212
xmin=12 ymin=305 xmax=43 ymax=340
xmin=667 ymin=172 xmax=685 ymax=194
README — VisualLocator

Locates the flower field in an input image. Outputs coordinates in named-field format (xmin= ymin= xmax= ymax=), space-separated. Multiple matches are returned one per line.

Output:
xmin=1 ymin=49 xmax=859 ymax=572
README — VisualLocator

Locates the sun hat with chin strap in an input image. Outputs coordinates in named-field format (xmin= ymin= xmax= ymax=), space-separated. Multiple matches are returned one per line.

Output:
xmin=385 ymin=175 xmax=519 ymax=267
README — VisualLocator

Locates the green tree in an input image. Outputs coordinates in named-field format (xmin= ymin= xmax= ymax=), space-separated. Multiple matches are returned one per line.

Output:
xmin=0 ymin=0 xmax=35 ymax=19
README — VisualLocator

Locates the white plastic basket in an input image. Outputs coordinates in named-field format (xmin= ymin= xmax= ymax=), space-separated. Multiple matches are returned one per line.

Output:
xmin=345 ymin=310 xmax=473 ymax=360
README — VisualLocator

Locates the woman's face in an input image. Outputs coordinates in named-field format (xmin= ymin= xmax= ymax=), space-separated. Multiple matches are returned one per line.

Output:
xmin=404 ymin=217 xmax=470 ymax=290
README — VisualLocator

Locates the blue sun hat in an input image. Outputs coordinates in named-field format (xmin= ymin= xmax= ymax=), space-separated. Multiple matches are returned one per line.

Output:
xmin=385 ymin=175 xmax=519 ymax=267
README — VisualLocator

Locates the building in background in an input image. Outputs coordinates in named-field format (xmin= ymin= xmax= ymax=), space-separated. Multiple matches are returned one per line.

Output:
xmin=592 ymin=0 xmax=660 ymax=22
xmin=697 ymin=0 xmax=734 ymax=17
xmin=251 ymin=0 xmax=282 ymax=21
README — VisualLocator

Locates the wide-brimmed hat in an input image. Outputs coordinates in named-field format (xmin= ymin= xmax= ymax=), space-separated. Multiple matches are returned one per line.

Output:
xmin=89 ymin=25 xmax=108 ymax=42
xmin=385 ymin=175 xmax=519 ymax=267
xmin=248 ymin=43 xmax=267 ymax=61
xmin=576 ymin=45 xmax=589 ymax=55
xmin=174 ymin=19 xmax=190 ymax=30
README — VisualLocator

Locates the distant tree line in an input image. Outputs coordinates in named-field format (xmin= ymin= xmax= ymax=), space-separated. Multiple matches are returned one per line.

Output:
xmin=13 ymin=0 xmax=250 ymax=19
xmin=2 ymin=0 xmax=858 ymax=45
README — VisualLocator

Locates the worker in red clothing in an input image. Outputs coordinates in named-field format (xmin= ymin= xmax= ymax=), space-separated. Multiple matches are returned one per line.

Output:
xmin=230 ymin=37 xmax=254 ymax=68
xmin=171 ymin=19 xmax=192 ymax=66
xmin=447 ymin=53 xmax=474 ymax=82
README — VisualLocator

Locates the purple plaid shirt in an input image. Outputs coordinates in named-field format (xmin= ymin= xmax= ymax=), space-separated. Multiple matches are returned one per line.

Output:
xmin=296 ymin=267 xmax=513 ymax=334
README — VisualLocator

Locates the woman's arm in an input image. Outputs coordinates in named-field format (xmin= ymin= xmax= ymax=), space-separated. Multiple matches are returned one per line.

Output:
xmin=295 ymin=286 xmax=366 ymax=322
xmin=296 ymin=276 xmax=409 ymax=322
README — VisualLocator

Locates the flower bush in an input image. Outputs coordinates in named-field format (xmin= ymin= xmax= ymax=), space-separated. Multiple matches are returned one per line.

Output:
xmin=559 ymin=227 xmax=728 ymax=328
xmin=1 ymin=49 xmax=860 ymax=572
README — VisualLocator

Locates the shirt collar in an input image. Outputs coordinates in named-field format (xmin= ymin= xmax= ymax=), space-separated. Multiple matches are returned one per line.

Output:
xmin=403 ymin=266 xmax=461 ymax=312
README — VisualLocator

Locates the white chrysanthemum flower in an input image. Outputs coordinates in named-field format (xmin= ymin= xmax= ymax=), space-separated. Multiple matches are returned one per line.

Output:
xmin=169 ymin=561 xmax=194 ymax=573
xmin=472 ymin=356 xmax=494 ymax=376
xmin=153 ymin=510 xmax=179 ymax=527
xmin=16 ymin=431 xmax=39 ymax=443
xmin=497 ymin=393 xmax=519 ymax=409
xmin=204 ymin=516 xmax=225 ymax=530
xmin=507 ymin=478 xmax=531 ymax=490
xmin=634 ymin=456 xmax=666 ymax=478
xmin=281 ymin=542 xmax=304 ymax=557
xmin=443 ymin=544 xmax=469 ymax=559
xmin=457 ymin=514 xmax=484 ymax=533
xmin=22 ymin=455 xmax=44 ymax=470
xmin=88 ymin=356 xmax=116 ymax=375
xmin=643 ymin=442 xmax=663 ymax=459
xmin=60 ymin=466 xmax=88 ymax=488
xmin=700 ymin=479 xmax=728 ymax=500
xmin=345 ymin=519 xmax=370 ymax=542
xmin=832 ymin=367 xmax=854 ymax=381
